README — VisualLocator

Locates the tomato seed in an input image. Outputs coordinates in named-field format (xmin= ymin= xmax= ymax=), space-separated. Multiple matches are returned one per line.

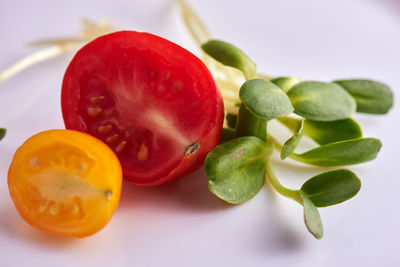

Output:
xmin=137 ymin=144 xmax=149 ymax=161
xmin=172 ymin=80 xmax=184 ymax=91
xmin=37 ymin=202 xmax=48 ymax=213
xmin=70 ymin=203 xmax=79 ymax=215
xmin=106 ymin=190 xmax=113 ymax=201
xmin=98 ymin=125 xmax=112 ymax=134
xmin=30 ymin=158 xmax=40 ymax=168
xmin=106 ymin=134 xmax=119 ymax=144
xmin=49 ymin=204 xmax=59 ymax=215
xmin=87 ymin=107 xmax=102 ymax=118
xmin=90 ymin=96 xmax=106 ymax=104
xmin=71 ymin=197 xmax=83 ymax=217
xmin=115 ymin=141 xmax=128 ymax=153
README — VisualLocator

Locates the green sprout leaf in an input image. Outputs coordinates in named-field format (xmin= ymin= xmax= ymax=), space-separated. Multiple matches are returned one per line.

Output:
xmin=0 ymin=128 xmax=5 ymax=140
xmin=300 ymin=191 xmax=323 ymax=239
xmin=226 ymin=113 xmax=237 ymax=129
xmin=271 ymin=76 xmax=301 ymax=93
xmin=287 ymin=81 xmax=356 ymax=121
xmin=239 ymin=79 xmax=294 ymax=120
xmin=300 ymin=169 xmax=361 ymax=207
xmin=278 ymin=117 xmax=362 ymax=145
xmin=334 ymin=79 xmax=393 ymax=114
xmin=192 ymin=22 xmax=392 ymax=239
xmin=303 ymin=119 xmax=362 ymax=145
xmin=205 ymin=136 xmax=271 ymax=204
xmin=292 ymin=138 xmax=382 ymax=166
xmin=281 ymin=119 xmax=304 ymax=159
xmin=201 ymin=39 xmax=257 ymax=80
xmin=220 ymin=128 xmax=235 ymax=144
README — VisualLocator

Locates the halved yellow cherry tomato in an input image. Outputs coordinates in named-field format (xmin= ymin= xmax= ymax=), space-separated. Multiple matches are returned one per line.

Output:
xmin=8 ymin=129 xmax=122 ymax=238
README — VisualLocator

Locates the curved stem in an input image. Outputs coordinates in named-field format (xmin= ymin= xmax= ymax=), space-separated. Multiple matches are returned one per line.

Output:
xmin=177 ymin=0 xmax=211 ymax=45
xmin=265 ymin=159 xmax=302 ymax=205
xmin=267 ymin=134 xmax=283 ymax=151
xmin=0 ymin=19 xmax=116 ymax=84
xmin=224 ymin=102 xmax=240 ymax=115
xmin=0 ymin=43 xmax=79 ymax=82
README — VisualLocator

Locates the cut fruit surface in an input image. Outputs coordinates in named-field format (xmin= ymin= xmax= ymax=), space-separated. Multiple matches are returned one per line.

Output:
xmin=62 ymin=31 xmax=224 ymax=186
xmin=8 ymin=130 xmax=122 ymax=237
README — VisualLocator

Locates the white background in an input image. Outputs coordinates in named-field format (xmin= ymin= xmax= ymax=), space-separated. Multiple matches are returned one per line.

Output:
xmin=1 ymin=0 xmax=400 ymax=266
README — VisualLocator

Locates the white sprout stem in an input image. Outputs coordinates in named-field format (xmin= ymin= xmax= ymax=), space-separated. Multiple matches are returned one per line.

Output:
xmin=265 ymin=159 xmax=302 ymax=205
xmin=0 ymin=18 xmax=117 ymax=84
xmin=220 ymin=91 xmax=240 ymax=103
xmin=216 ymin=79 xmax=241 ymax=93
xmin=177 ymin=0 xmax=250 ymax=117
xmin=177 ymin=0 xmax=211 ymax=46
xmin=28 ymin=39 xmax=83 ymax=47
xmin=224 ymin=103 xmax=239 ymax=115
xmin=0 ymin=42 xmax=80 ymax=83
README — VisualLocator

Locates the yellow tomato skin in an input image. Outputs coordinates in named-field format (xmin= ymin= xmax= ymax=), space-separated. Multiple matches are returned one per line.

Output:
xmin=8 ymin=129 xmax=122 ymax=238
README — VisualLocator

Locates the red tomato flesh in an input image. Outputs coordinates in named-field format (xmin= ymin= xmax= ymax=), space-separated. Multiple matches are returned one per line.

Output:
xmin=62 ymin=31 xmax=224 ymax=186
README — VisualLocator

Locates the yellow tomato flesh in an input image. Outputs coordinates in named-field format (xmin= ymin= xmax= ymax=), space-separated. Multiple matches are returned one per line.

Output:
xmin=8 ymin=130 xmax=122 ymax=237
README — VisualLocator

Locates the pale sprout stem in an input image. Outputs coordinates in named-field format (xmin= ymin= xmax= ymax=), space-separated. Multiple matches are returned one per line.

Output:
xmin=216 ymin=79 xmax=240 ymax=93
xmin=221 ymin=95 xmax=239 ymax=106
xmin=265 ymin=160 xmax=303 ymax=205
xmin=178 ymin=0 xmax=275 ymax=94
xmin=218 ymin=84 xmax=240 ymax=95
xmin=220 ymin=88 xmax=239 ymax=100
xmin=216 ymin=63 xmax=244 ymax=83
xmin=28 ymin=39 xmax=82 ymax=47
xmin=0 ymin=43 xmax=79 ymax=82
xmin=224 ymin=103 xmax=239 ymax=115
xmin=220 ymin=91 xmax=239 ymax=104
xmin=177 ymin=0 xmax=211 ymax=46
xmin=213 ymin=69 xmax=241 ymax=87
xmin=204 ymin=55 xmax=244 ymax=84
xmin=0 ymin=19 xmax=117 ymax=84
xmin=177 ymin=0 xmax=251 ymax=117
xmin=177 ymin=0 xmax=249 ymax=87
xmin=79 ymin=18 xmax=117 ymax=41
xmin=267 ymin=135 xmax=283 ymax=151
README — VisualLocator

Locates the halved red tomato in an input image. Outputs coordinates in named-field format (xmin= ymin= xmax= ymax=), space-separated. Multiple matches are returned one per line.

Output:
xmin=62 ymin=31 xmax=224 ymax=186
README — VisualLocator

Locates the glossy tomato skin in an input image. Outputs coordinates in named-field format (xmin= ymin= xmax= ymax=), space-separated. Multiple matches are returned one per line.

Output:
xmin=62 ymin=31 xmax=224 ymax=186
xmin=8 ymin=130 xmax=122 ymax=238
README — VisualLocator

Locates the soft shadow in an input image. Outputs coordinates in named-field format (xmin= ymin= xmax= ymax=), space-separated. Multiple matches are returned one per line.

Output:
xmin=0 ymin=208 xmax=79 ymax=248
xmin=255 ymin=192 xmax=304 ymax=254
xmin=118 ymin=168 xmax=231 ymax=213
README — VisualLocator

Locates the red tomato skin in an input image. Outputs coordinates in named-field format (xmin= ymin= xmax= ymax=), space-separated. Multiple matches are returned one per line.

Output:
xmin=61 ymin=31 xmax=224 ymax=186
